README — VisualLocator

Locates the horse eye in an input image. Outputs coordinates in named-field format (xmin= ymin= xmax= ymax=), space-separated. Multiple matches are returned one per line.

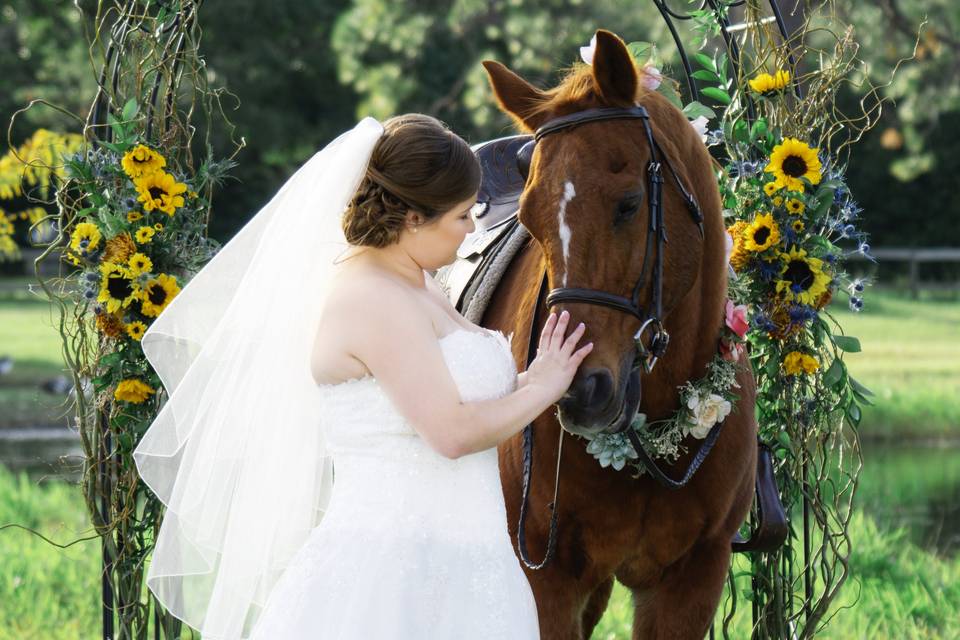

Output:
xmin=615 ymin=193 xmax=643 ymax=222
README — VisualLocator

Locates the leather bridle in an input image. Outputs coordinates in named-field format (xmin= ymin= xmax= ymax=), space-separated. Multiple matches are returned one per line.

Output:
xmin=514 ymin=105 xmax=730 ymax=570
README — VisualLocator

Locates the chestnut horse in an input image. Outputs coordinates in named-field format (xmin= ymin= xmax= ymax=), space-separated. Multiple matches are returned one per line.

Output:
xmin=479 ymin=31 xmax=757 ymax=639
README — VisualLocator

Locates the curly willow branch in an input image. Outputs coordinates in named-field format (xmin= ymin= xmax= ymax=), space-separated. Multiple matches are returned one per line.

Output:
xmin=5 ymin=1 xmax=241 ymax=638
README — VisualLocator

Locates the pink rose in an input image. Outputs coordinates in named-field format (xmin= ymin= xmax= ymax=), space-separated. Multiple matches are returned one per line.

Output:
xmin=641 ymin=65 xmax=662 ymax=91
xmin=725 ymin=299 xmax=749 ymax=338
xmin=719 ymin=335 xmax=745 ymax=363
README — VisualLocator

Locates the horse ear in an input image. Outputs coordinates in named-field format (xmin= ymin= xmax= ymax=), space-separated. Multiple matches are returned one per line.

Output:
xmin=481 ymin=60 xmax=550 ymax=133
xmin=591 ymin=29 xmax=638 ymax=106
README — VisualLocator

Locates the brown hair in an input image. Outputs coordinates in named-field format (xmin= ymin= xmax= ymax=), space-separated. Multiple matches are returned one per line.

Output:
xmin=342 ymin=113 xmax=481 ymax=248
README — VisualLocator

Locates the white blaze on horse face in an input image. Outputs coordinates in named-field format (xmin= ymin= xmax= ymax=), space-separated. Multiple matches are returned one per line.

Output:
xmin=557 ymin=180 xmax=576 ymax=286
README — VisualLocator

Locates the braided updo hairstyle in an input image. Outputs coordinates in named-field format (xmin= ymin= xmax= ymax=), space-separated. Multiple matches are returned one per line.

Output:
xmin=343 ymin=113 xmax=482 ymax=248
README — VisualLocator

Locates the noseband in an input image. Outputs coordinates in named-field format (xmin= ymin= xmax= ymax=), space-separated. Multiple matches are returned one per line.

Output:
xmin=518 ymin=105 xmax=705 ymax=379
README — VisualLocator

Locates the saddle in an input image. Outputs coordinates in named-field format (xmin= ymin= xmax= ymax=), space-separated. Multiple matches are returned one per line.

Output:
xmin=435 ymin=134 xmax=787 ymax=554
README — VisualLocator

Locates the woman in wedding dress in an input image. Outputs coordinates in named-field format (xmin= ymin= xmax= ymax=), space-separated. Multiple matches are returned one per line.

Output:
xmin=133 ymin=114 xmax=592 ymax=639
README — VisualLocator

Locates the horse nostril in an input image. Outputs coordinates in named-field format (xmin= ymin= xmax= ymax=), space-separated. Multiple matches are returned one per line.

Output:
xmin=576 ymin=369 xmax=613 ymax=410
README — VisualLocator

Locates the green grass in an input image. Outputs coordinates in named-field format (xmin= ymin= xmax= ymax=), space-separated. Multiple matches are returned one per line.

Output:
xmin=829 ymin=287 xmax=960 ymax=440
xmin=1 ymin=464 xmax=957 ymax=639
xmin=0 ymin=276 xmax=78 ymax=427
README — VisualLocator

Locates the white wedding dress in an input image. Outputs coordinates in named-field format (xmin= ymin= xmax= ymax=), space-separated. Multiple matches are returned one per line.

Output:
xmin=249 ymin=327 xmax=540 ymax=639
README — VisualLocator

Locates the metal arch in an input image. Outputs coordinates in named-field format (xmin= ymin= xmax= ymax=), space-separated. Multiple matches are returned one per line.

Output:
xmin=648 ymin=0 xmax=802 ymax=139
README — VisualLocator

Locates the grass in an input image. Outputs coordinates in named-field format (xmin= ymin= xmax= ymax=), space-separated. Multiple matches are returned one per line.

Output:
xmin=1 ymin=464 xmax=957 ymax=639
xmin=829 ymin=286 xmax=960 ymax=441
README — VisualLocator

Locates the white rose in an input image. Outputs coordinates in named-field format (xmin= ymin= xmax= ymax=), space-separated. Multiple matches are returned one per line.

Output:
xmin=580 ymin=34 xmax=597 ymax=65
xmin=690 ymin=115 xmax=710 ymax=144
xmin=686 ymin=392 xmax=731 ymax=439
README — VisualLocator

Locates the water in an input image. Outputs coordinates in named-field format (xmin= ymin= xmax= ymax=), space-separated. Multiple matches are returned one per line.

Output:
xmin=1 ymin=428 xmax=958 ymax=556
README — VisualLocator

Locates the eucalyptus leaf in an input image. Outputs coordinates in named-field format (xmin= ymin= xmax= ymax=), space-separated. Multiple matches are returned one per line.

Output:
xmin=832 ymin=335 xmax=862 ymax=353
xmin=692 ymin=52 xmax=716 ymax=72
xmin=682 ymin=101 xmax=716 ymax=120
xmin=822 ymin=358 xmax=845 ymax=388
xmin=701 ymin=87 xmax=731 ymax=105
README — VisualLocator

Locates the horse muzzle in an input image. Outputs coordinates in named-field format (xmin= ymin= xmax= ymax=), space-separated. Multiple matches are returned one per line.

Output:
xmin=556 ymin=363 xmax=642 ymax=437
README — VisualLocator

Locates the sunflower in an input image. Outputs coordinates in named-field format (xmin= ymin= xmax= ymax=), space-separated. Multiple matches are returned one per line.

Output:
xmin=134 ymin=171 xmax=187 ymax=216
xmin=748 ymin=70 xmax=791 ymax=95
xmin=114 ymin=378 xmax=156 ymax=404
xmin=121 ymin=145 xmax=166 ymax=180
xmin=134 ymin=226 xmax=156 ymax=244
xmin=153 ymin=222 xmax=164 ymax=232
xmin=763 ymin=181 xmax=780 ymax=197
xmin=782 ymin=351 xmax=819 ymax=376
xmin=125 ymin=320 xmax=148 ymax=341
xmin=127 ymin=211 xmax=143 ymax=223
xmin=95 ymin=311 xmax=125 ymax=338
xmin=127 ymin=252 xmax=153 ymax=276
xmin=69 ymin=222 xmax=102 ymax=255
xmin=726 ymin=221 xmax=751 ymax=272
xmin=97 ymin=262 xmax=141 ymax=314
xmin=765 ymin=138 xmax=822 ymax=192
xmin=774 ymin=246 xmax=831 ymax=305
xmin=101 ymin=232 xmax=137 ymax=264
xmin=786 ymin=198 xmax=805 ymax=215
xmin=744 ymin=212 xmax=781 ymax=253
xmin=791 ymin=219 xmax=805 ymax=233
xmin=772 ymin=195 xmax=784 ymax=207
xmin=140 ymin=273 xmax=180 ymax=317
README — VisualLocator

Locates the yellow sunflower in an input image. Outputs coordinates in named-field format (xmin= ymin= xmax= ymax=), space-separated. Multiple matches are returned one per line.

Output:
xmin=153 ymin=222 xmax=164 ymax=231
xmin=726 ymin=221 xmax=751 ymax=272
xmin=782 ymin=351 xmax=819 ymax=376
xmin=127 ymin=252 xmax=153 ymax=276
xmin=765 ymin=138 xmax=822 ymax=192
xmin=743 ymin=212 xmax=781 ymax=253
xmin=121 ymin=145 xmax=166 ymax=180
xmin=114 ymin=378 xmax=156 ymax=404
xmin=763 ymin=181 xmax=780 ymax=197
xmin=134 ymin=171 xmax=187 ymax=216
xmin=125 ymin=320 xmax=148 ymax=341
xmin=140 ymin=273 xmax=181 ymax=317
xmin=786 ymin=198 xmax=805 ymax=214
xmin=748 ymin=70 xmax=791 ymax=95
xmin=127 ymin=211 xmax=144 ymax=223
xmin=791 ymin=219 xmax=805 ymax=233
xmin=69 ymin=222 xmax=102 ymax=255
xmin=97 ymin=262 xmax=141 ymax=314
xmin=772 ymin=195 xmax=784 ymax=207
xmin=95 ymin=311 xmax=124 ymax=338
xmin=101 ymin=232 xmax=137 ymax=264
xmin=774 ymin=246 xmax=831 ymax=305
xmin=134 ymin=226 xmax=156 ymax=244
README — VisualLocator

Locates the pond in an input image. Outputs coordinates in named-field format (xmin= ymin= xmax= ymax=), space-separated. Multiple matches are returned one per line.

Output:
xmin=1 ymin=429 xmax=958 ymax=557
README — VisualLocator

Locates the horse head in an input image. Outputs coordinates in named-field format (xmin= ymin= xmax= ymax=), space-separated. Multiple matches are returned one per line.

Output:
xmin=482 ymin=29 xmax=726 ymax=440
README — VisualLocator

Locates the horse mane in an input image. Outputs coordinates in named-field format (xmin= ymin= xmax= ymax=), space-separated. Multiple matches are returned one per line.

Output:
xmin=521 ymin=62 xmax=659 ymax=129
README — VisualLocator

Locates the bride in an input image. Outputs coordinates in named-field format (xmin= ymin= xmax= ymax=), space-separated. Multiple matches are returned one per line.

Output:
xmin=133 ymin=113 xmax=592 ymax=639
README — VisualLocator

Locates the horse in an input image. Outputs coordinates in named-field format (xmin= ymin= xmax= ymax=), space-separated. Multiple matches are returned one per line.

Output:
xmin=478 ymin=30 xmax=758 ymax=639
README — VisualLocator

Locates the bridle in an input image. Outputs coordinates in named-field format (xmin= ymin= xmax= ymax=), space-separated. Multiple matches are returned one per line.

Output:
xmin=518 ymin=106 xmax=705 ymax=378
xmin=514 ymin=105 xmax=729 ymax=570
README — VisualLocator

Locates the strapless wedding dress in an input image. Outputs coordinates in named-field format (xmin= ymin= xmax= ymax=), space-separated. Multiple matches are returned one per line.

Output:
xmin=249 ymin=328 xmax=540 ymax=639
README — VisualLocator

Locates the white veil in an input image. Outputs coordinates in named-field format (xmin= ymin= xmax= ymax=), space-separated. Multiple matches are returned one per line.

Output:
xmin=133 ymin=116 xmax=385 ymax=639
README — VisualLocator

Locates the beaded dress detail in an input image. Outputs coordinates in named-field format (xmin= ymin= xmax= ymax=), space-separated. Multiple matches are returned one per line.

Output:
xmin=249 ymin=328 xmax=540 ymax=639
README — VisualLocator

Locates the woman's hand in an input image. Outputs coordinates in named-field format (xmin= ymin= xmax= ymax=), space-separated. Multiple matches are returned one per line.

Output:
xmin=523 ymin=310 xmax=593 ymax=402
